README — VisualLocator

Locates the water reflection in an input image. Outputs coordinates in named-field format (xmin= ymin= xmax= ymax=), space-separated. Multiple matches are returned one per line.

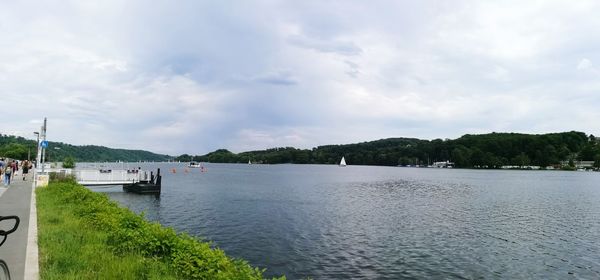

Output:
xmin=93 ymin=186 xmax=162 ymax=221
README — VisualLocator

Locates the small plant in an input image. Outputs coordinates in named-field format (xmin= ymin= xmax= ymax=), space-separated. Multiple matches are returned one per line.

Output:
xmin=63 ymin=156 xmax=76 ymax=168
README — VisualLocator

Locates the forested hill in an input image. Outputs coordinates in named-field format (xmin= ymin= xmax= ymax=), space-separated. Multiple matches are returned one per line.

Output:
xmin=0 ymin=134 xmax=171 ymax=162
xmin=179 ymin=131 xmax=600 ymax=168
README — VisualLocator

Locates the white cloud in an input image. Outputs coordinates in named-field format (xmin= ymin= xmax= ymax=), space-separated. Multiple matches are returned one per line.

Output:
xmin=577 ymin=58 xmax=593 ymax=70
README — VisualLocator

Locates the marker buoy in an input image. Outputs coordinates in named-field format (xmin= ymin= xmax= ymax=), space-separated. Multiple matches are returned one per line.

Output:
xmin=171 ymin=168 xmax=176 ymax=173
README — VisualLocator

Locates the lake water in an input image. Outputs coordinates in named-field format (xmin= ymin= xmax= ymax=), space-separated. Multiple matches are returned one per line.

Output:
xmin=88 ymin=163 xmax=600 ymax=279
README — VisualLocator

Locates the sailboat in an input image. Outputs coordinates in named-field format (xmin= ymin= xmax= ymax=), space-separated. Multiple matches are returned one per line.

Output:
xmin=248 ymin=159 xmax=252 ymax=165
xmin=339 ymin=157 xmax=347 ymax=167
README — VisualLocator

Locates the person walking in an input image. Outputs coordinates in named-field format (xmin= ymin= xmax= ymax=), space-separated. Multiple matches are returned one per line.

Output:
xmin=22 ymin=160 xmax=29 ymax=181
xmin=3 ymin=163 xmax=12 ymax=186
xmin=10 ymin=160 xmax=18 ymax=181
xmin=0 ymin=158 xmax=4 ymax=180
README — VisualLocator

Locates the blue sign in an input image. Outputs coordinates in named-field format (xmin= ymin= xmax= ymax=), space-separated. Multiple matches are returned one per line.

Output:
xmin=41 ymin=140 xmax=48 ymax=148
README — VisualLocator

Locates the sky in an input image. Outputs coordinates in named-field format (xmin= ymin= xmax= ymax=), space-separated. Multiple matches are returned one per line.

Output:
xmin=2 ymin=1 xmax=600 ymax=155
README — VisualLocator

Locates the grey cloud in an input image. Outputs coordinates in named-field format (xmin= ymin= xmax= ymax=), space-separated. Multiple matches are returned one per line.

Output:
xmin=287 ymin=35 xmax=362 ymax=56
xmin=344 ymin=60 xmax=361 ymax=78
xmin=253 ymin=71 xmax=298 ymax=86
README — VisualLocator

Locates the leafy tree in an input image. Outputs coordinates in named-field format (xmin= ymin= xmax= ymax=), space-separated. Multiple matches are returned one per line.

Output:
xmin=471 ymin=148 xmax=485 ymax=168
xmin=0 ymin=143 xmax=29 ymax=159
xmin=578 ymin=144 xmax=596 ymax=161
xmin=398 ymin=156 xmax=411 ymax=166
xmin=190 ymin=132 xmax=593 ymax=168
xmin=594 ymin=154 xmax=600 ymax=169
xmin=486 ymin=153 xmax=502 ymax=169
xmin=3 ymin=131 xmax=596 ymax=169
xmin=0 ymin=134 xmax=171 ymax=162
xmin=512 ymin=153 xmax=530 ymax=167
xmin=176 ymin=154 xmax=193 ymax=162
xmin=451 ymin=146 xmax=472 ymax=167
xmin=538 ymin=145 xmax=558 ymax=167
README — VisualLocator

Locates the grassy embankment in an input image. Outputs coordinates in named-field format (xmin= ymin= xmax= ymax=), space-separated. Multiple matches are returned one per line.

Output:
xmin=36 ymin=179 xmax=284 ymax=279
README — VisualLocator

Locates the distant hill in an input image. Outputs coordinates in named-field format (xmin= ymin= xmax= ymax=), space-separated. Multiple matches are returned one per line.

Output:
xmin=0 ymin=134 xmax=171 ymax=162
xmin=179 ymin=131 xmax=600 ymax=168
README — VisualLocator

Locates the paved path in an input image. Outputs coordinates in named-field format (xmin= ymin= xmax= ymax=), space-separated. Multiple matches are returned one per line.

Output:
xmin=0 ymin=172 xmax=35 ymax=280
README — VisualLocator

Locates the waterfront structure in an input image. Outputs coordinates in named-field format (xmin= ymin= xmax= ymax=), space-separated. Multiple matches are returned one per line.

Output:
xmin=432 ymin=161 xmax=454 ymax=168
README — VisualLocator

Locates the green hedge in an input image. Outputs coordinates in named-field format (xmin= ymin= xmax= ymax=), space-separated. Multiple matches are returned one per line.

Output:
xmin=37 ymin=179 xmax=284 ymax=280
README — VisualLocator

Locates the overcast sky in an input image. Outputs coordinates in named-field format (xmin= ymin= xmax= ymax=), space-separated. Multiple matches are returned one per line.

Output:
xmin=2 ymin=1 xmax=600 ymax=155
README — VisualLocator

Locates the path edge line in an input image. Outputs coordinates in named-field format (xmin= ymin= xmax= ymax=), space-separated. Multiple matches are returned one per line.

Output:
xmin=24 ymin=180 xmax=39 ymax=280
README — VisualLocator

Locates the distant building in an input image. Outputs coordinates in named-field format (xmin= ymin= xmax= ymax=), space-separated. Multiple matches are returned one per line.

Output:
xmin=432 ymin=161 xmax=454 ymax=168
xmin=500 ymin=165 xmax=541 ymax=170
xmin=560 ymin=160 xmax=594 ymax=168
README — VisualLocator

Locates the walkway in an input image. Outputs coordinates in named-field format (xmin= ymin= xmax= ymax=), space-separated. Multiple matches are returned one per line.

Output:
xmin=0 ymin=172 xmax=38 ymax=280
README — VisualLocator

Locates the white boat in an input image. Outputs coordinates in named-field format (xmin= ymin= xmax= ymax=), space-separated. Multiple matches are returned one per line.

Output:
xmin=339 ymin=157 xmax=347 ymax=167
xmin=188 ymin=161 xmax=202 ymax=168
xmin=248 ymin=159 xmax=252 ymax=165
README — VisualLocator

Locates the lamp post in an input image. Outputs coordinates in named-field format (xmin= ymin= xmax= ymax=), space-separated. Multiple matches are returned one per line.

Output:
xmin=34 ymin=131 xmax=40 ymax=185
xmin=41 ymin=118 xmax=47 ymax=173
xmin=34 ymin=132 xmax=40 ymax=164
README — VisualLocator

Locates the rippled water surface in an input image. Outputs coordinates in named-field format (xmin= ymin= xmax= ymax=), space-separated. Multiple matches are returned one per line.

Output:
xmin=89 ymin=163 xmax=600 ymax=279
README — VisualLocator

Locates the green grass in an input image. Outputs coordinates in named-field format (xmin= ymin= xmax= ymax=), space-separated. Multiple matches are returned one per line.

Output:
xmin=36 ymin=179 xmax=284 ymax=279
xmin=37 ymin=183 xmax=178 ymax=280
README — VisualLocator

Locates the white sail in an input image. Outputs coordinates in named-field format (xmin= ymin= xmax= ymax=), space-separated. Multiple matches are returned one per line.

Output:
xmin=248 ymin=159 xmax=252 ymax=165
xmin=340 ymin=157 xmax=347 ymax=166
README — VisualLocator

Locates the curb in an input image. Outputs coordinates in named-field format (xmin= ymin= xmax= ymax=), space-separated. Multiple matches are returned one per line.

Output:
xmin=24 ymin=179 xmax=39 ymax=279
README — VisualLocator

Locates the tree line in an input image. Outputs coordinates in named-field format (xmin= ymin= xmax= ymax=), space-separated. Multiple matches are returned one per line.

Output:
xmin=0 ymin=134 xmax=171 ymax=162
xmin=4 ymin=131 xmax=598 ymax=168
xmin=177 ymin=131 xmax=600 ymax=168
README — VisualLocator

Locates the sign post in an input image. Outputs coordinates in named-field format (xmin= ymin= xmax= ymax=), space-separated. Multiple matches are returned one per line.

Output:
xmin=41 ymin=118 xmax=47 ymax=173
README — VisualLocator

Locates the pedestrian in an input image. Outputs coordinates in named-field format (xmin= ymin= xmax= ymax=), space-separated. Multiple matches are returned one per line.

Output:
xmin=3 ymin=164 xmax=12 ymax=186
xmin=10 ymin=160 xmax=18 ymax=181
xmin=22 ymin=160 xmax=29 ymax=181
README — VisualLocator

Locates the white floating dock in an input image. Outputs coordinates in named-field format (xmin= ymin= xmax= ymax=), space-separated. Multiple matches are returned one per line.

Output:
xmin=74 ymin=169 xmax=150 ymax=186
xmin=41 ymin=168 xmax=152 ymax=186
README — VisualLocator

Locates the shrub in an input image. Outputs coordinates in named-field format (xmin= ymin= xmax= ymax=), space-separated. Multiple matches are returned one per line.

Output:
xmin=48 ymin=172 xmax=76 ymax=182
xmin=63 ymin=156 xmax=76 ymax=168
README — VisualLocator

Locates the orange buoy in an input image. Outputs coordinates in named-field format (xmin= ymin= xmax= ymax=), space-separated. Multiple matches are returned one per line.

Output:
xmin=171 ymin=168 xmax=176 ymax=173
xmin=184 ymin=168 xmax=189 ymax=173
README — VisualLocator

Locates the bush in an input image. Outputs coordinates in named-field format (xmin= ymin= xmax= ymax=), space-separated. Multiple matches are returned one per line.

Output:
xmin=49 ymin=172 xmax=76 ymax=182
xmin=63 ymin=156 xmax=76 ymax=168
xmin=37 ymin=181 xmax=285 ymax=280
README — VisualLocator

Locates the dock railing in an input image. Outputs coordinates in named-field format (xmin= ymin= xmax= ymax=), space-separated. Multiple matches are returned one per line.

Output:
xmin=72 ymin=169 xmax=148 ymax=186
